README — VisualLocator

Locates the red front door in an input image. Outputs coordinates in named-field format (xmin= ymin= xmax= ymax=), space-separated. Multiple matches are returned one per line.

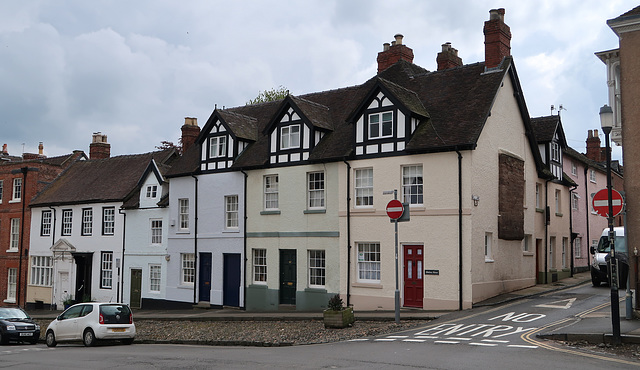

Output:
xmin=403 ymin=245 xmax=424 ymax=308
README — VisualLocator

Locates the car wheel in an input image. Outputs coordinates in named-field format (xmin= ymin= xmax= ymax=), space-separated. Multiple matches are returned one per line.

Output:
xmin=591 ymin=275 xmax=600 ymax=287
xmin=83 ymin=329 xmax=96 ymax=347
xmin=45 ymin=331 xmax=57 ymax=347
xmin=28 ymin=336 xmax=39 ymax=345
xmin=121 ymin=338 xmax=134 ymax=345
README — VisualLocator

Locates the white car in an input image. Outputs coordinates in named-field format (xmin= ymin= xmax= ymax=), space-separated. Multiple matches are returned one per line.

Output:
xmin=45 ymin=303 xmax=136 ymax=347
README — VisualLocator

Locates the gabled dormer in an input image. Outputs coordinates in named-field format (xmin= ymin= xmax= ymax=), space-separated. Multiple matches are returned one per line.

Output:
xmin=350 ymin=78 xmax=428 ymax=157
xmin=265 ymin=95 xmax=332 ymax=165
xmin=199 ymin=109 xmax=257 ymax=172
xmin=138 ymin=159 xmax=166 ymax=208
xmin=530 ymin=115 xmax=568 ymax=180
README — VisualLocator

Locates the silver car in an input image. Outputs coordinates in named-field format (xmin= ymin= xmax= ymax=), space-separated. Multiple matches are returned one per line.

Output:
xmin=45 ymin=303 xmax=136 ymax=347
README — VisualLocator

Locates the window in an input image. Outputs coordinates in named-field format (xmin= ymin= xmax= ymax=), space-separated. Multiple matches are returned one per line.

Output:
xmin=571 ymin=162 xmax=577 ymax=176
xmin=0 ymin=180 xmax=3 ymax=202
xmin=179 ymin=199 xmax=189 ymax=230
xmin=264 ymin=175 xmax=279 ymax=210
xmin=10 ymin=218 xmax=20 ymax=251
xmin=589 ymin=169 xmax=596 ymax=183
xmin=308 ymin=250 xmax=326 ymax=287
xmin=62 ymin=209 xmax=72 ymax=236
xmin=209 ymin=136 xmax=227 ymax=158
xmin=102 ymin=207 xmax=115 ymax=235
xmin=572 ymin=193 xmax=579 ymax=211
xmin=485 ymin=233 xmax=493 ymax=261
xmin=253 ymin=249 xmax=267 ymax=284
xmin=100 ymin=252 xmax=113 ymax=289
xmin=523 ymin=234 xmax=532 ymax=252
xmin=555 ymin=190 xmax=561 ymax=214
xmin=551 ymin=141 xmax=560 ymax=162
xmin=181 ymin=253 xmax=195 ymax=285
xmin=368 ymin=112 xmax=393 ymax=139
xmin=280 ymin=124 xmax=300 ymax=149
xmin=30 ymin=256 xmax=52 ymax=286
xmin=151 ymin=219 xmax=162 ymax=244
xmin=149 ymin=265 xmax=161 ymax=292
xmin=402 ymin=165 xmax=423 ymax=205
xmin=225 ymin=195 xmax=239 ymax=229
xmin=41 ymin=210 xmax=52 ymax=236
xmin=308 ymin=172 xmax=325 ymax=209
xmin=535 ymin=183 xmax=541 ymax=209
xmin=575 ymin=237 xmax=582 ymax=258
xmin=7 ymin=268 xmax=17 ymax=302
xmin=562 ymin=238 xmax=568 ymax=269
xmin=146 ymin=185 xmax=157 ymax=198
xmin=549 ymin=237 xmax=556 ymax=269
xmin=357 ymin=243 xmax=380 ymax=283
xmin=12 ymin=178 xmax=22 ymax=201
xmin=355 ymin=168 xmax=373 ymax=207
xmin=82 ymin=208 xmax=93 ymax=236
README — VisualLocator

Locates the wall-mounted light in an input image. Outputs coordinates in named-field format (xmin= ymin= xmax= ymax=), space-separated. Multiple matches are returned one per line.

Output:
xmin=472 ymin=195 xmax=480 ymax=207
xmin=165 ymin=255 xmax=171 ymax=262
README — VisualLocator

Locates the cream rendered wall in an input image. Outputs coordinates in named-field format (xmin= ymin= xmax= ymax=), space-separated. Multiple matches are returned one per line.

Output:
xmin=469 ymin=71 xmax=538 ymax=303
xmin=340 ymin=152 xmax=473 ymax=311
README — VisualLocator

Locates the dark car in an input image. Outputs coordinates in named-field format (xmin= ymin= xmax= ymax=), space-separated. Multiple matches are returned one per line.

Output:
xmin=0 ymin=307 xmax=41 ymax=344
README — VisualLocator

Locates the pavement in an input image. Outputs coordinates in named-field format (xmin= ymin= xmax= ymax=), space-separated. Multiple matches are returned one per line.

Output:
xmin=27 ymin=271 xmax=640 ymax=345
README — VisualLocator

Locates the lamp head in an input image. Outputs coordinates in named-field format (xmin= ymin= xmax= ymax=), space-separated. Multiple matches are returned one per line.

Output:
xmin=599 ymin=104 xmax=614 ymax=134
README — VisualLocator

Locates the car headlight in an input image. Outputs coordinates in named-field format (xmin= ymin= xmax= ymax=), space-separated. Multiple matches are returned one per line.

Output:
xmin=6 ymin=325 xmax=15 ymax=331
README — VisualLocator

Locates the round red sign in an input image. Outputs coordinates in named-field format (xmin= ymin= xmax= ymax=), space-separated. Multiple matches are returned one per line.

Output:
xmin=592 ymin=188 xmax=624 ymax=218
xmin=386 ymin=199 xmax=404 ymax=219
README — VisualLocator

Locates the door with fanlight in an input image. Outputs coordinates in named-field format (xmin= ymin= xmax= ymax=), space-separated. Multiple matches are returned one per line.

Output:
xmin=403 ymin=245 xmax=423 ymax=308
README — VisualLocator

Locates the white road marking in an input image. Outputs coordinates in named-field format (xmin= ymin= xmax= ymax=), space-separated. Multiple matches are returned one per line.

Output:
xmin=481 ymin=339 xmax=509 ymax=343
xmin=535 ymin=298 xmax=576 ymax=309
xmin=470 ymin=342 xmax=498 ymax=347
xmin=403 ymin=339 xmax=426 ymax=343
xmin=446 ymin=337 xmax=472 ymax=341
xmin=508 ymin=344 xmax=539 ymax=349
xmin=434 ymin=340 xmax=460 ymax=344
xmin=374 ymin=338 xmax=397 ymax=342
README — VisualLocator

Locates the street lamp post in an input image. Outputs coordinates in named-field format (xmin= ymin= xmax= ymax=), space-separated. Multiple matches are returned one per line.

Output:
xmin=600 ymin=104 xmax=621 ymax=344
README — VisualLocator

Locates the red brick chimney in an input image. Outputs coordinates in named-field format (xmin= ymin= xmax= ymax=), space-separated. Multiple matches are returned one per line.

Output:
xmin=484 ymin=8 xmax=511 ymax=69
xmin=585 ymin=129 xmax=603 ymax=162
xmin=437 ymin=42 xmax=463 ymax=71
xmin=181 ymin=117 xmax=200 ymax=152
xmin=2 ymin=144 xmax=7 ymax=155
xmin=377 ymin=34 xmax=414 ymax=73
xmin=90 ymin=132 xmax=110 ymax=159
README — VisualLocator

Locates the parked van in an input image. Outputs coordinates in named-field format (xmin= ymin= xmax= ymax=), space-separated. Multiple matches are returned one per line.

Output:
xmin=590 ymin=226 xmax=628 ymax=288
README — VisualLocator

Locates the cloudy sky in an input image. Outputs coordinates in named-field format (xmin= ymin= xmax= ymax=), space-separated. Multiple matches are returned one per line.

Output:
xmin=0 ymin=0 xmax=633 ymax=161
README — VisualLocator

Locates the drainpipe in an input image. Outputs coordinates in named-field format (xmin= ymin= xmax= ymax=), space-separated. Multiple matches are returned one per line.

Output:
xmin=191 ymin=175 xmax=199 ymax=305
xmin=545 ymin=180 xmax=550 ymax=284
xmin=343 ymin=160 xmax=351 ymax=306
xmin=240 ymin=169 xmax=248 ymax=310
xmin=49 ymin=206 xmax=57 ymax=309
xmin=118 ymin=209 xmax=127 ymax=303
xmin=12 ymin=166 xmax=38 ymax=308
xmin=456 ymin=150 xmax=463 ymax=311
xmin=583 ymin=167 xmax=591 ymax=267
xmin=569 ymin=185 xmax=578 ymax=277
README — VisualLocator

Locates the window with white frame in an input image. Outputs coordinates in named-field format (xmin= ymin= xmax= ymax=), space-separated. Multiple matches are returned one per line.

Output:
xmin=357 ymin=243 xmax=380 ymax=283
xmin=12 ymin=178 xmax=22 ymax=201
xmin=9 ymin=218 xmax=19 ymax=251
xmin=355 ymin=168 xmax=373 ymax=207
xmin=151 ymin=219 xmax=162 ymax=244
xmin=146 ymin=185 xmax=157 ymax=198
xmin=149 ymin=265 xmax=161 ymax=292
xmin=7 ymin=268 xmax=17 ymax=302
xmin=575 ymin=237 xmax=582 ymax=258
xmin=523 ymin=234 xmax=532 ymax=252
xmin=551 ymin=141 xmax=560 ymax=162
xmin=100 ymin=251 xmax=113 ymax=289
xmin=589 ymin=169 xmax=596 ymax=183
xmin=102 ymin=207 xmax=115 ymax=235
xmin=535 ymin=183 xmax=541 ymax=209
xmin=179 ymin=199 xmax=189 ymax=230
xmin=368 ymin=111 xmax=393 ymax=139
xmin=572 ymin=193 xmax=579 ymax=210
xmin=280 ymin=124 xmax=300 ymax=149
xmin=62 ymin=209 xmax=72 ymax=236
xmin=225 ymin=195 xmax=239 ymax=229
xmin=209 ymin=136 xmax=227 ymax=158
xmin=555 ymin=190 xmax=561 ymax=214
xmin=181 ymin=253 xmax=195 ymax=285
xmin=30 ymin=256 xmax=52 ymax=286
xmin=402 ymin=165 xmax=423 ymax=205
xmin=562 ymin=237 xmax=568 ymax=269
xmin=571 ymin=162 xmax=577 ymax=176
xmin=41 ymin=210 xmax=52 ymax=236
xmin=308 ymin=172 xmax=325 ymax=209
xmin=253 ymin=249 xmax=267 ymax=284
xmin=264 ymin=175 xmax=279 ymax=210
xmin=308 ymin=250 xmax=325 ymax=287
xmin=0 ymin=180 xmax=3 ymax=202
xmin=549 ymin=237 xmax=556 ymax=269
xmin=485 ymin=232 xmax=493 ymax=261
xmin=82 ymin=208 xmax=93 ymax=236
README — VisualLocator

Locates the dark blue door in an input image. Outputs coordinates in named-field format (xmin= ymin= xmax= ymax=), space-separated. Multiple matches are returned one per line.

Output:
xmin=223 ymin=254 xmax=241 ymax=307
xmin=199 ymin=253 xmax=212 ymax=302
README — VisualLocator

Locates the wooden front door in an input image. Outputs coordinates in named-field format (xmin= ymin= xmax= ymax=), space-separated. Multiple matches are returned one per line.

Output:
xmin=279 ymin=250 xmax=296 ymax=305
xmin=223 ymin=254 xmax=241 ymax=307
xmin=403 ymin=245 xmax=424 ymax=308
xmin=198 ymin=252 xmax=212 ymax=302
xmin=130 ymin=269 xmax=142 ymax=309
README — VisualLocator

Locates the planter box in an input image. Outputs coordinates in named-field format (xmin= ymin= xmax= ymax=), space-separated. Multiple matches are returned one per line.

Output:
xmin=323 ymin=307 xmax=355 ymax=328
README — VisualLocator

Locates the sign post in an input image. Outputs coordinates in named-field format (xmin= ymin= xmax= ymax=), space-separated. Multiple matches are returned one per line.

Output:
xmin=385 ymin=193 xmax=403 ymax=324
xmin=592 ymin=188 xmax=624 ymax=218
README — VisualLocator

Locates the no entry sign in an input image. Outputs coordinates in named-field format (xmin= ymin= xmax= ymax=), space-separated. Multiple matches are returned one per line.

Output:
xmin=386 ymin=199 xmax=404 ymax=219
xmin=592 ymin=188 xmax=624 ymax=218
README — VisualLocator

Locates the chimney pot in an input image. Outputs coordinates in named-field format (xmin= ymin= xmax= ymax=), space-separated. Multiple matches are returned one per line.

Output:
xmin=436 ymin=42 xmax=463 ymax=71
xmin=90 ymin=132 xmax=110 ymax=159
xmin=394 ymin=34 xmax=403 ymax=45
xmin=383 ymin=42 xmax=390 ymax=51
xmin=38 ymin=142 xmax=44 ymax=155
xmin=2 ymin=144 xmax=7 ymax=155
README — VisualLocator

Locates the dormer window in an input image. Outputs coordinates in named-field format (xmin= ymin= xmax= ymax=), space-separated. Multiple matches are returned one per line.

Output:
xmin=368 ymin=112 xmax=393 ymax=139
xmin=209 ymin=136 xmax=227 ymax=158
xmin=280 ymin=124 xmax=300 ymax=149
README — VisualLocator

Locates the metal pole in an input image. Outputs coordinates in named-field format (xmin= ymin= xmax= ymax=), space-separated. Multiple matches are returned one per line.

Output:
xmin=394 ymin=189 xmax=400 ymax=324
xmin=604 ymin=127 xmax=621 ymax=344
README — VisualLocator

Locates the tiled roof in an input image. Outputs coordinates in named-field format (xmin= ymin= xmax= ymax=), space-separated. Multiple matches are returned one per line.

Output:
xmin=530 ymin=115 xmax=559 ymax=143
xmin=31 ymin=149 xmax=176 ymax=207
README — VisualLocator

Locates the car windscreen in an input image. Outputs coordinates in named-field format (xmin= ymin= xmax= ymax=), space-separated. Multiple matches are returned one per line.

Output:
xmin=0 ymin=308 xmax=29 ymax=320
xmin=99 ymin=305 xmax=131 ymax=324
xmin=597 ymin=234 xmax=626 ymax=253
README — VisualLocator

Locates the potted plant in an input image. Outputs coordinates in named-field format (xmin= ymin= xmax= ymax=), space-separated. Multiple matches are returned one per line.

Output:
xmin=62 ymin=294 xmax=74 ymax=309
xmin=323 ymin=294 xmax=355 ymax=328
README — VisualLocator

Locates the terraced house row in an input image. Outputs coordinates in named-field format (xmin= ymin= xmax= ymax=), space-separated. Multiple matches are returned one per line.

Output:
xmin=2 ymin=9 xmax=622 ymax=312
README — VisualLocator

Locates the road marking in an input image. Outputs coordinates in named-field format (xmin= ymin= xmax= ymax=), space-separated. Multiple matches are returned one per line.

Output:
xmin=374 ymin=338 xmax=396 ymax=342
xmin=402 ymin=339 xmax=426 ymax=343
xmin=415 ymin=336 xmax=438 ymax=339
xmin=434 ymin=340 xmax=460 ymax=344
xmin=508 ymin=344 xmax=538 ymax=348
xmin=387 ymin=336 xmax=408 ymax=338
xmin=535 ymin=298 xmax=576 ymax=309
xmin=481 ymin=339 xmax=509 ymax=343
xmin=446 ymin=337 xmax=471 ymax=341
xmin=470 ymin=342 xmax=498 ymax=347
